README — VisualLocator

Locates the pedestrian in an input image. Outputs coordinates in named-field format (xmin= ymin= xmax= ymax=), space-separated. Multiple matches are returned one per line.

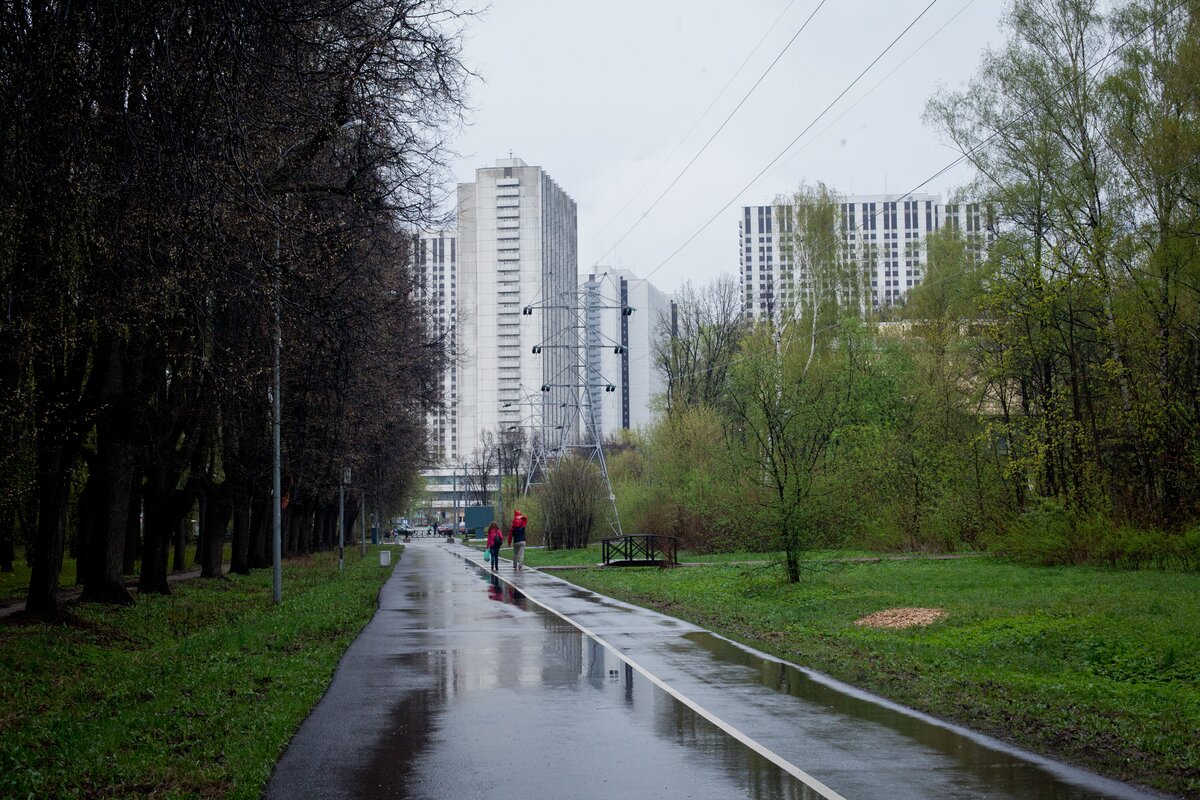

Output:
xmin=508 ymin=509 xmax=528 ymax=571
xmin=485 ymin=521 xmax=503 ymax=571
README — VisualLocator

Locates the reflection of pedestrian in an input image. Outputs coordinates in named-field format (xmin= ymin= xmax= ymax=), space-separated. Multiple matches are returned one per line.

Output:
xmin=485 ymin=521 xmax=503 ymax=571
xmin=508 ymin=509 xmax=528 ymax=571
xmin=488 ymin=574 xmax=503 ymax=602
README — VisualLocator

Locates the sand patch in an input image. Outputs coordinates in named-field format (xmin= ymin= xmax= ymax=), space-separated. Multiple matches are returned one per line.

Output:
xmin=854 ymin=607 xmax=947 ymax=629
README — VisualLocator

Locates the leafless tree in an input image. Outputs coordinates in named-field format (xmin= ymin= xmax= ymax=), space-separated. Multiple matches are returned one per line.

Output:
xmin=653 ymin=276 xmax=747 ymax=415
xmin=0 ymin=0 xmax=471 ymax=616
xmin=538 ymin=456 xmax=606 ymax=550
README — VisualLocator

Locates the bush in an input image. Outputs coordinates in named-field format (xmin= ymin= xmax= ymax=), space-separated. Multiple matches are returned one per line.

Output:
xmin=991 ymin=500 xmax=1200 ymax=570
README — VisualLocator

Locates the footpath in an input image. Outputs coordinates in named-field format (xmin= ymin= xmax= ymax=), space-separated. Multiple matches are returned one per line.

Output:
xmin=264 ymin=540 xmax=1165 ymax=800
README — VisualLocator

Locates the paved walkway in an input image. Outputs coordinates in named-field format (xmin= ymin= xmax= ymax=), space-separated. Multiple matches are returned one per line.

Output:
xmin=265 ymin=541 xmax=1166 ymax=800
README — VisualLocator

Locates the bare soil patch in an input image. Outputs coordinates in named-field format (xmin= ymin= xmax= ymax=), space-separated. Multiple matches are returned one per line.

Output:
xmin=854 ymin=607 xmax=947 ymax=629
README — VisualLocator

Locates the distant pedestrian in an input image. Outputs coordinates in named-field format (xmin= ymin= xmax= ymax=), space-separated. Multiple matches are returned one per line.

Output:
xmin=485 ymin=521 xmax=503 ymax=571
xmin=508 ymin=509 xmax=528 ymax=571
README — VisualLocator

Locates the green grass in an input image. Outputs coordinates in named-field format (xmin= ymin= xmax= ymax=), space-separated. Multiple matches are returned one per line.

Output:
xmin=558 ymin=558 xmax=1200 ymax=797
xmin=0 ymin=544 xmax=235 ymax=605
xmin=474 ymin=542 xmax=952 ymax=567
xmin=464 ymin=541 xmax=604 ymax=567
xmin=0 ymin=546 xmax=395 ymax=799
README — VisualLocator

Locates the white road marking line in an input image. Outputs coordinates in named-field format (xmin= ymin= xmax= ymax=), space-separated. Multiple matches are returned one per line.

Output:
xmin=449 ymin=545 xmax=848 ymax=800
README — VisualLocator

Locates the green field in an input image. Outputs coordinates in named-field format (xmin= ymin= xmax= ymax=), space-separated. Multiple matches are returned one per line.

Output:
xmin=551 ymin=555 xmax=1199 ymax=798
xmin=0 ymin=547 xmax=394 ymax=800
xmin=0 ymin=543 xmax=235 ymax=605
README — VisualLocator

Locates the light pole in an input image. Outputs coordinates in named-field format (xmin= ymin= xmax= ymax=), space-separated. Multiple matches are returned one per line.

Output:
xmin=272 ymin=239 xmax=283 ymax=604
xmin=495 ymin=444 xmax=503 ymax=535
xmin=271 ymin=119 xmax=364 ymax=603
xmin=339 ymin=467 xmax=350 ymax=571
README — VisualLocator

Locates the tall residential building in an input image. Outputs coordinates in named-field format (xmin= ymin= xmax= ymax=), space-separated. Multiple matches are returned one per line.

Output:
xmin=582 ymin=269 xmax=669 ymax=440
xmin=412 ymin=230 xmax=458 ymax=462
xmin=456 ymin=157 xmax=579 ymax=457
xmin=739 ymin=194 xmax=991 ymax=320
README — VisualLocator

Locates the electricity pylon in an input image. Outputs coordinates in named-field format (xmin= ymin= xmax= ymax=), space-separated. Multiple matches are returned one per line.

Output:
xmin=522 ymin=285 xmax=634 ymax=536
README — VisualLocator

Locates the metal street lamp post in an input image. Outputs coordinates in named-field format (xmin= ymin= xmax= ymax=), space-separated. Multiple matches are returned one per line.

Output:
xmin=339 ymin=467 xmax=350 ymax=571
xmin=272 ymin=241 xmax=283 ymax=604
xmin=271 ymin=119 xmax=363 ymax=603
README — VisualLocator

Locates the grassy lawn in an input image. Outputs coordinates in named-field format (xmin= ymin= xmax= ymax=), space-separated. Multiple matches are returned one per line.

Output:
xmin=0 ymin=544 xmax=235 ymax=605
xmin=466 ymin=540 xmax=893 ymax=567
xmin=556 ymin=557 xmax=1199 ymax=798
xmin=0 ymin=546 xmax=395 ymax=799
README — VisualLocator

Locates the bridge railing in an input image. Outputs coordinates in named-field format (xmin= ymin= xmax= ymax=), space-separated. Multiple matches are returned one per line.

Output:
xmin=600 ymin=534 xmax=678 ymax=567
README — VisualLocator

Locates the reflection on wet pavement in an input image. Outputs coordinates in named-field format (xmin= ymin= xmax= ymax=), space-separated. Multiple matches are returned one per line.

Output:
xmin=266 ymin=542 xmax=1166 ymax=800
xmin=454 ymin=544 xmax=1167 ymax=800
xmin=267 ymin=541 xmax=822 ymax=800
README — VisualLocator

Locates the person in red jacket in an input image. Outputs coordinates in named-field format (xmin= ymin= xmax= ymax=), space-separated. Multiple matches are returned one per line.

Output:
xmin=485 ymin=521 xmax=503 ymax=571
xmin=508 ymin=509 xmax=528 ymax=571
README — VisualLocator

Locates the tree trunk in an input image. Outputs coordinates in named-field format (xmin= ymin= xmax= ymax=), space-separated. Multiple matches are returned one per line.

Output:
xmin=301 ymin=505 xmax=316 ymax=555
xmin=0 ymin=501 xmax=13 ymax=572
xmin=139 ymin=475 xmax=190 ymax=595
xmin=26 ymin=443 xmax=73 ymax=618
xmin=123 ymin=482 xmax=140 ymax=574
xmin=784 ymin=547 xmax=800 ymax=583
xmin=286 ymin=505 xmax=303 ymax=556
xmin=173 ymin=516 xmax=187 ymax=571
xmin=140 ymin=493 xmax=172 ymax=595
xmin=80 ymin=434 xmax=137 ymax=604
xmin=194 ymin=493 xmax=207 ymax=567
xmin=230 ymin=488 xmax=251 ymax=575
xmin=199 ymin=487 xmax=230 ymax=578
xmin=75 ymin=467 xmax=99 ymax=588
xmin=247 ymin=494 xmax=269 ymax=569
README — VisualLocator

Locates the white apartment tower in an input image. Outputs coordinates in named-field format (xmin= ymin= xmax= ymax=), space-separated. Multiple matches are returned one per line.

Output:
xmin=457 ymin=158 xmax=579 ymax=456
xmin=582 ymin=269 xmax=669 ymax=439
xmin=413 ymin=231 xmax=458 ymax=462
xmin=739 ymin=194 xmax=990 ymax=319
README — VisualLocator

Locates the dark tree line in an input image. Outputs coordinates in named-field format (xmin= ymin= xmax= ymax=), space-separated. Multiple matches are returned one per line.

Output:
xmin=0 ymin=0 xmax=469 ymax=616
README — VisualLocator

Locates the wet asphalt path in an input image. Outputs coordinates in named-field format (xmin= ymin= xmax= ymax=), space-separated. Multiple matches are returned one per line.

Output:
xmin=263 ymin=541 xmax=1167 ymax=800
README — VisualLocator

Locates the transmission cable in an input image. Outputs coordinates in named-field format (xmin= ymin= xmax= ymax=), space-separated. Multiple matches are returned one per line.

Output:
xmin=590 ymin=0 xmax=831 ymax=268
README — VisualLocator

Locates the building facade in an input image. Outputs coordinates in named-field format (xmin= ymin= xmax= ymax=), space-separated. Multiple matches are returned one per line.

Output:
xmin=582 ymin=269 xmax=669 ymax=439
xmin=413 ymin=231 xmax=458 ymax=462
xmin=456 ymin=157 xmax=579 ymax=458
xmin=739 ymin=194 xmax=990 ymax=320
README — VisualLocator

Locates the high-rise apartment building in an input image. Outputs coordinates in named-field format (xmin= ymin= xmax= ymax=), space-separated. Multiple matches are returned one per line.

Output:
xmin=456 ymin=157 xmax=579 ymax=457
xmin=739 ymin=194 xmax=990 ymax=320
xmin=582 ymin=269 xmax=669 ymax=439
xmin=412 ymin=231 xmax=458 ymax=462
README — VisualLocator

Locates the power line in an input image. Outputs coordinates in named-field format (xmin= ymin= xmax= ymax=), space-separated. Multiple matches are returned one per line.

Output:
xmin=625 ymin=0 xmax=1192 ymax=377
xmin=616 ymin=0 xmax=974 ymax=276
xmin=638 ymin=0 xmax=943 ymax=283
xmin=591 ymin=0 xmax=831 ymax=268
xmin=588 ymin=0 xmax=802 ymax=245
xmin=765 ymin=0 xmax=981 ymax=184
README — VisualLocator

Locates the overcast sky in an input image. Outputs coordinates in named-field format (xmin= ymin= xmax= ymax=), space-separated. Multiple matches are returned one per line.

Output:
xmin=446 ymin=0 xmax=1008 ymax=294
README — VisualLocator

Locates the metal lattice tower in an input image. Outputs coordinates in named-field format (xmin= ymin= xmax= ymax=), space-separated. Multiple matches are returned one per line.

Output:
xmin=523 ymin=286 xmax=633 ymax=536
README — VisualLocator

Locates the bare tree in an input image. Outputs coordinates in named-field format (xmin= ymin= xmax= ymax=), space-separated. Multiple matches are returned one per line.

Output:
xmin=0 ymin=0 xmax=471 ymax=616
xmin=653 ymin=276 xmax=747 ymax=415
xmin=538 ymin=456 xmax=605 ymax=550
xmin=464 ymin=432 xmax=498 ymax=508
